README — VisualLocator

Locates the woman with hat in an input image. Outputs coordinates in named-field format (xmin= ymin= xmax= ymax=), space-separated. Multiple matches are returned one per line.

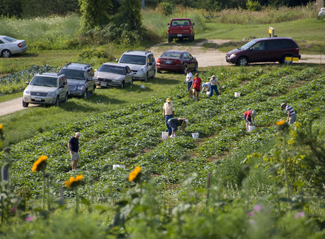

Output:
xmin=243 ymin=110 xmax=257 ymax=131
xmin=209 ymin=75 xmax=221 ymax=97
xmin=167 ymin=118 xmax=188 ymax=138
xmin=163 ymin=98 xmax=175 ymax=136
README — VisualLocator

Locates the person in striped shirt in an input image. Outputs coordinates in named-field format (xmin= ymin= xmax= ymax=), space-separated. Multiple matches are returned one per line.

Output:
xmin=281 ymin=103 xmax=296 ymax=125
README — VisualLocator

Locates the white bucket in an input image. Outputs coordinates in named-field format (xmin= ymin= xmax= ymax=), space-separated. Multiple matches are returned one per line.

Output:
xmin=234 ymin=92 xmax=241 ymax=97
xmin=192 ymin=133 xmax=199 ymax=139
xmin=162 ymin=132 xmax=168 ymax=139
xmin=248 ymin=125 xmax=255 ymax=132
xmin=113 ymin=164 xmax=125 ymax=170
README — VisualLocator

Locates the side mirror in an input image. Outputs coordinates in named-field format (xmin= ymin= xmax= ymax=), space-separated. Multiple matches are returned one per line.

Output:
xmin=26 ymin=81 xmax=29 ymax=85
xmin=193 ymin=57 xmax=196 ymax=59
xmin=115 ymin=59 xmax=119 ymax=62
xmin=148 ymin=62 xmax=153 ymax=66
xmin=193 ymin=23 xmax=195 ymax=25
xmin=168 ymin=23 xmax=170 ymax=25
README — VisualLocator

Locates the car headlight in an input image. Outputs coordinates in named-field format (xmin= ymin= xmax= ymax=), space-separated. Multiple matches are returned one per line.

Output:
xmin=78 ymin=86 xmax=85 ymax=90
xmin=137 ymin=68 xmax=146 ymax=74
xmin=48 ymin=92 xmax=56 ymax=97
xmin=229 ymin=54 xmax=236 ymax=59
xmin=24 ymin=90 xmax=30 ymax=94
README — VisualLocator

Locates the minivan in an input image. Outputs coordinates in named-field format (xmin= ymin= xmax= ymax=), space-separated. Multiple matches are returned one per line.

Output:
xmin=225 ymin=37 xmax=301 ymax=66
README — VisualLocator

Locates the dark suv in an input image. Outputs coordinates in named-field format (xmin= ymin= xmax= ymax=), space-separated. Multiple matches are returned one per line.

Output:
xmin=225 ymin=37 xmax=301 ymax=66
xmin=59 ymin=62 xmax=96 ymax=98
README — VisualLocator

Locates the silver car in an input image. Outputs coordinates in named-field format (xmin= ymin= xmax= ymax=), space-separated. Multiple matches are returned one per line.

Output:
xmin=94 ymin=63 xmax=134 ymax=89
xmin=117 ymin=50 xmax=156 ymax=81
xmin=22 ymin=73 xmax=69 ymax=107
xmin=0 ymin=35 xmax=28 ymax=58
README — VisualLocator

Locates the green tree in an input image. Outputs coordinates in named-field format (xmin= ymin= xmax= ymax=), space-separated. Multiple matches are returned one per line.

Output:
xmin=114 ymin=0 xmax=142 ymax=31
xmin=0 ymin=0 xmax=23 ymax=18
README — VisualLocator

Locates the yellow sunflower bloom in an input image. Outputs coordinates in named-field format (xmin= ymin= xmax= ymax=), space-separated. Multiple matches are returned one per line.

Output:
xmin=32 ymin=155 xmax=48 ymax=172
xmin=276 ymin=120 xmax=286 ymax=126
xmin=64 ymin=175 xmax=84 ymax=188
xmin=0 ymin=124 xmax=3 ymax=130
xmin=128 ymin=166 xmax=141 ymax=182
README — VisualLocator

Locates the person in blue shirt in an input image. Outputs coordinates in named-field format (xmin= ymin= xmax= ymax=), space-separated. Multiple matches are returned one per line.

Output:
xmin=68 ymin=132 xmax=81 ymax=171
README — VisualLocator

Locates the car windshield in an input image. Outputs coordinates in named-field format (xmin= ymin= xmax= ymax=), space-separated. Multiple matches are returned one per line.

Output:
xmin=161 ymin=52 xmax=182 ymax=58
xmin=171 ymin=20 xmax=190 ymax=26
xmin=30 ymin=76 xmax=58 ymax=87
xmin=240 ymin=40 xmax=257 ymax=50
xmin=119 ymin=55 xmax=146 ymax=65
xmin=3 ymin=36 xmax=17 ymax=42
xmin=98 ymin=65 xmax=125 ymax=75
xmin=60 ymin=69 xmax=85 ymax=80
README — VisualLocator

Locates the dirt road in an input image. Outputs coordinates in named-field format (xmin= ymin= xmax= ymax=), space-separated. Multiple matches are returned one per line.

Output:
xmin=0 ymin=39 xmax=323 ymax=117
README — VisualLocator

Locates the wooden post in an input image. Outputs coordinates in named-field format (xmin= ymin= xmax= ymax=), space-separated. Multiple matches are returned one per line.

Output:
xmin=206 ymin=172 xmax=211 ymax=206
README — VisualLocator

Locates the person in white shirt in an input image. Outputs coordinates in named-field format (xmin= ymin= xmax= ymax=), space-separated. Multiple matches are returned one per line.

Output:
xmin=209 ymin=75 xmax=221 ymax=97
xmin=201 ymin=82 xmax=210 ymax=94
xmin=185 ymin=69 xmax=193 ymax=97
xmin=163 ymin=98 xmax=175 ymax=136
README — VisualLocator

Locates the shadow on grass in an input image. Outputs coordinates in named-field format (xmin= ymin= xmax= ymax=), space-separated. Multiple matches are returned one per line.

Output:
xmin=8 ymin=53 xmax=39 ymax=58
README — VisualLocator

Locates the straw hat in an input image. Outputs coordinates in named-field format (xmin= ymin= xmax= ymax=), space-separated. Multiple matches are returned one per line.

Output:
xmin=166 ymin=98 xmax=171 ymax=102
xmin=281 ymin=103 xmax=286 ymax=108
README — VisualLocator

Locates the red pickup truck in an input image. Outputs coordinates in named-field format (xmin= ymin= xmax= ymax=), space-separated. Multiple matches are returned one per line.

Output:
xmin=167 ymin=18 xmax=195 ymax=43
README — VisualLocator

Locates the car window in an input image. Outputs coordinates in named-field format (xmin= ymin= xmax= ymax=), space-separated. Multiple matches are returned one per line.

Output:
xmin=0 ymin=40 xmax=4 ymax=44
xmin=87 ymin=70 xmax=93 ymax=79
xmin=171 ymin=20 xmax=190 ymax=26
xmin=126 ymin=67 xmax=131 ymax=73
xmin=188 ymin=53 xmax=194 ymax=59
xmin=183 ymin=53 xmax=189 ymax=59
xmin=98 ymin=65 xmax=125 ymax=75
xmin=281 ymin=40 xmax=296 ymax=48
xmin=3 ymin=36 xmax=17 ymax=42
xmin=119 ymin=55 xmax=146 ymax=65
xmin=60 ymin=69 xmax=85 ymax=80
xmin=252 ymin=41 xmax=265 ymax=51
xmin=240 ymin=40 xmax=257 ymax=50
xmin=161 ymin=52 xmax=182 ymax=58
xmin=31 ymin=76 xmax=58 ymax=87
xmin=265 ymin=40 xmax=291 ymax=50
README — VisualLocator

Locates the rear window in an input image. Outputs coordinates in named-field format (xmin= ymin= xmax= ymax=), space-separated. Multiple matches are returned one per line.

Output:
xmin=266 ymin=39 xmax=297 ymax=50
xmin=3 ymin=36 xmax=17 ymax=42
xmin=60 ymin=69 xmax=85 ymax=80
xmin=171 ymin=20 xmax=190 ymax=26
xmin=119 ymin=55 xmax=146 ymax=65
xmin=31 ymin=76 xmax=58 ymax=87
xmin=98 ymin=65 xmax=125 ymax=75
xmin=161 ymin=52 xmax=182 ymax=58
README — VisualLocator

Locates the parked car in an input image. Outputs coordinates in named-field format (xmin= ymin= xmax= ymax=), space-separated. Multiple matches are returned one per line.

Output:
xmin=225 ymin=37 xmax=301 ymax=66
xmin=22 ymin=73 xmax=69 ymax=107
xmin=117 ymin=50 xmax=155 ymax=81
xmin=0 ymin=35 xmax=28 ymax=58
xmin=167 ymin=18 xmax=195 ymax=43
xmin=94 ymin=63 xmax=134 ymax=89
xmin=156 ymin=50 xmax=198 ymax=74
xmin=59 ymin=62 xmax=95 ymax=98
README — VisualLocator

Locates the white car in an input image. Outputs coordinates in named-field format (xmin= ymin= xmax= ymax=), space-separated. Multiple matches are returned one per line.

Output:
xmin=0 ymin=35 xmax=28 ymax=58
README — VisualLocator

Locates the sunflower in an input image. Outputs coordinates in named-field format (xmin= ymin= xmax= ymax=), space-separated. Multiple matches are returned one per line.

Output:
xmin=32 ymin=155 xmax=48 ymax=172
xmin=128 ymin=166 xmax=141 ymax=182
xmin=64 ymin=175 xmax=84 ymax=188
xmin=276 ymin=120 xmax=286 ymax=126
xmin=0 ymin=124 xmax=3 ymax=130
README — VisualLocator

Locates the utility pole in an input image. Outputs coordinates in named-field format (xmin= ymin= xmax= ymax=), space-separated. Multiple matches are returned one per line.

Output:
xmin=142 ymin=0 xmax=145 ymax=10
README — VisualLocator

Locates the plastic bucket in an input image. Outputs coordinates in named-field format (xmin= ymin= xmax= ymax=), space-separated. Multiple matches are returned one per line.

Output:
xmin=162 ymin=132 xmax=168 ymax=139
xmin=234 ymin=92 xmax=241 ymax=97
xmin=113 ymin=164 xmax=125 ymax=170
xmin=248 ymin=125 xmax=255 ymax=132
xmin=192 ymin=133 xmax=199 ymax=139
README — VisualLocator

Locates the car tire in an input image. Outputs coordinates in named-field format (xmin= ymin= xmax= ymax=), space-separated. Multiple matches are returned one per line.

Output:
xmin=64 ymin=93 xmax=68 ymax=103
xmin=157 ymin=69 xmax=161 ymax=73
xmin=194 ymin=63 xmax=198 ymax=71
xmin=22 ymin=100 xmax=29 ymax=108
xmin=237 ymin=57 xmax=248 ymax=66
xmin=282 ymin=55 xmax=293 ymax=65
xmin=168 ymin=36 xmax=173 ymax=43
xmin=144 ymin=73 xmax=148 ymax=82
xmin=183 ymin=65 xmax=187 ymax=75
xmin=189 ymin=35 xmax=194 ymax=42
xmin=55 ymin=96 xmax=60 ymax=106
xmin=2 ymin=50 xmax=11 ymax=58
xmin=120 ymin=81 xmax=125 ymax=89
xmin=152 ymin=70 xmax=155 ymax=79
xmin=84 ymin=89 xmax=88 ymax=99
xmin=130 ymin=78 xmax=133 ymax=85
xmin=92 ymin=86 xmax=95 ymax=95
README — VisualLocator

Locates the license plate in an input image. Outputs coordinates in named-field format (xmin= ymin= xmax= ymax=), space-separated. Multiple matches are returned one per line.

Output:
xmin=177 ymin=34 xmax=182 ymax=37
xmin=165 ymin=60 xmax=172 ymax=64
xmin=101 ymin=82 xmax=107 ymax=87
xmin=35 ymin=97 xmax=42 ymax=101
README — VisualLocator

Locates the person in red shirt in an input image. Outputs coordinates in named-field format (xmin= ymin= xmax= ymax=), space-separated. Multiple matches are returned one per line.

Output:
xmin=243 ymin=110 xmax=257 ymax=131
xmin=191 ymin=73 xmax=202 ymax=102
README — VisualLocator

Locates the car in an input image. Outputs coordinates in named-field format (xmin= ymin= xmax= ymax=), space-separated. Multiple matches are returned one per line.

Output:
xmin=59 ymin=62 xmax=95 ymax=98
xmin=22 ymin=73 xmax=69 ymax=107
xmin=167 ymin=18 xmax=195 ymax=43
xmin=117 ymin=50 xmax=155 ymax=81
xmin=94 ymin=63 xmax=134 ymax=89
xmin=225 ymin=37 xmax=301 ymax=66
xmin=156 ymin=50 xmax=198 ymax=74
xmin=0 ymin=35 xmax=28 ymax=58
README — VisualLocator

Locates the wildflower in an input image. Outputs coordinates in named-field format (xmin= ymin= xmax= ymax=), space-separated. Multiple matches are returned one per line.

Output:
xmin=64 ymin=175 xmax=84 ymax=188
xmin=295 ymin=212 xmax=305 ymax=219
xmin=253 ymin=204 xmax=263 ymax=212
xmin=247 ymin=211 xmax=255 ymax=217
xmin=11 ymin=208 xmax=16 ymax=213
xmin=276 ymin=120 xmax=286 ymax=126
xmin=32 ymin=155 xmax=48 ymax=172
xmin=0 ymin=124 xmax=3 ymax=130
xmin=25 ymin=215 xmax=37 ymax=221
xmin=128 ymin=166 xmax=141 ymax=182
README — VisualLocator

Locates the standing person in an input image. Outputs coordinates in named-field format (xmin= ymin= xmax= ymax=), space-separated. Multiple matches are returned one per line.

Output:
xmin=185 ymin=69 xmax=193 ymax=96
xmin=68 ymin=132 xmax=81 ymax=171
xmin=243 ymin=110 xmax=257 ymax=131
xmin=163 ymin=98 xmax=175 ymax=136
xmin=209 ymin=75 xmax=221 ymax=97
xmin=191 ymin=73 xmax=202 ymax=102
xmin=281 ymin=103 xmax=296 ymax=125
xmin=167 ymin=118 xmax=188 ymax=138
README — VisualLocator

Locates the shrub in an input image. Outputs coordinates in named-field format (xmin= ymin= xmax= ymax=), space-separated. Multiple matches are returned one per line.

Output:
xmin=157 ymin=2 xmax=173 ymax=16
xmin=246 ymin=0 xmax=262 ymax=11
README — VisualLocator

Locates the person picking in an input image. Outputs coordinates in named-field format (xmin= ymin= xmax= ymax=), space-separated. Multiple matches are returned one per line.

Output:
xmin=163 ymin=98 xmax=175 ymax=136
xmin=68 ymin=132 xmax=81 ymax=171
xmin=185 ymin=69 xmax=193 ymax=97
xmin=191 ymin=73 xmax=202 ymax=102
xmin=167 ymin=118 xmax=188 ymax=138
xmin=243 ymin=110 xmax=257 ymax=131
xmin=209 ymin=75 xmax=221 ymax=97
xmin=281 ymin=103 xmax=296 ymax=125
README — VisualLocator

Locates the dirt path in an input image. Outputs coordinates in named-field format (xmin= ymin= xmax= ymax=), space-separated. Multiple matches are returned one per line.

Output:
xmin=0 ymin=39 xmax=324 ymax=117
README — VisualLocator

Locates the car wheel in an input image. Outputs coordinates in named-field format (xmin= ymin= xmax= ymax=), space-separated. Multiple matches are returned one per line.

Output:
xmin=189 ymin=35 xmax=194 ymax=42
xmin=64 ymin=93 xmax=68 ymax=103
xmin=130 ymin=78 xmax=133 ymax=85
xmin=237 ymin=57 xmax=248 ymax=66
xmin=183 ymin=65 xmax=187 ymax=75
xmin=194 ymin=63 xmax=198 ymax=71
xmin=120 ymin=81 xmax=125 ymax=89
xmin=152 ymin=70 xmax=156 ymax=79
xmin=168 ymin=36 xmax=173 ymax=43
xmin=92 ymin=86 xmax=95 ymax=95
xmin=84 ymin=89 xmax=88 ymax=99
xmin=157 ymin=69 xmax=161 ymax=73
xmin=55 ymin=96 xmax=60 ymax=106
xmin=282 ymin=55 xmax=293 ymax=65
xmin=2 ymin=50 xmax=11 ymax=58
xmin=22 ymin=100 xmax=29 ymax=108
xmin=144 ymin=73 xmax=148 ymax=82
